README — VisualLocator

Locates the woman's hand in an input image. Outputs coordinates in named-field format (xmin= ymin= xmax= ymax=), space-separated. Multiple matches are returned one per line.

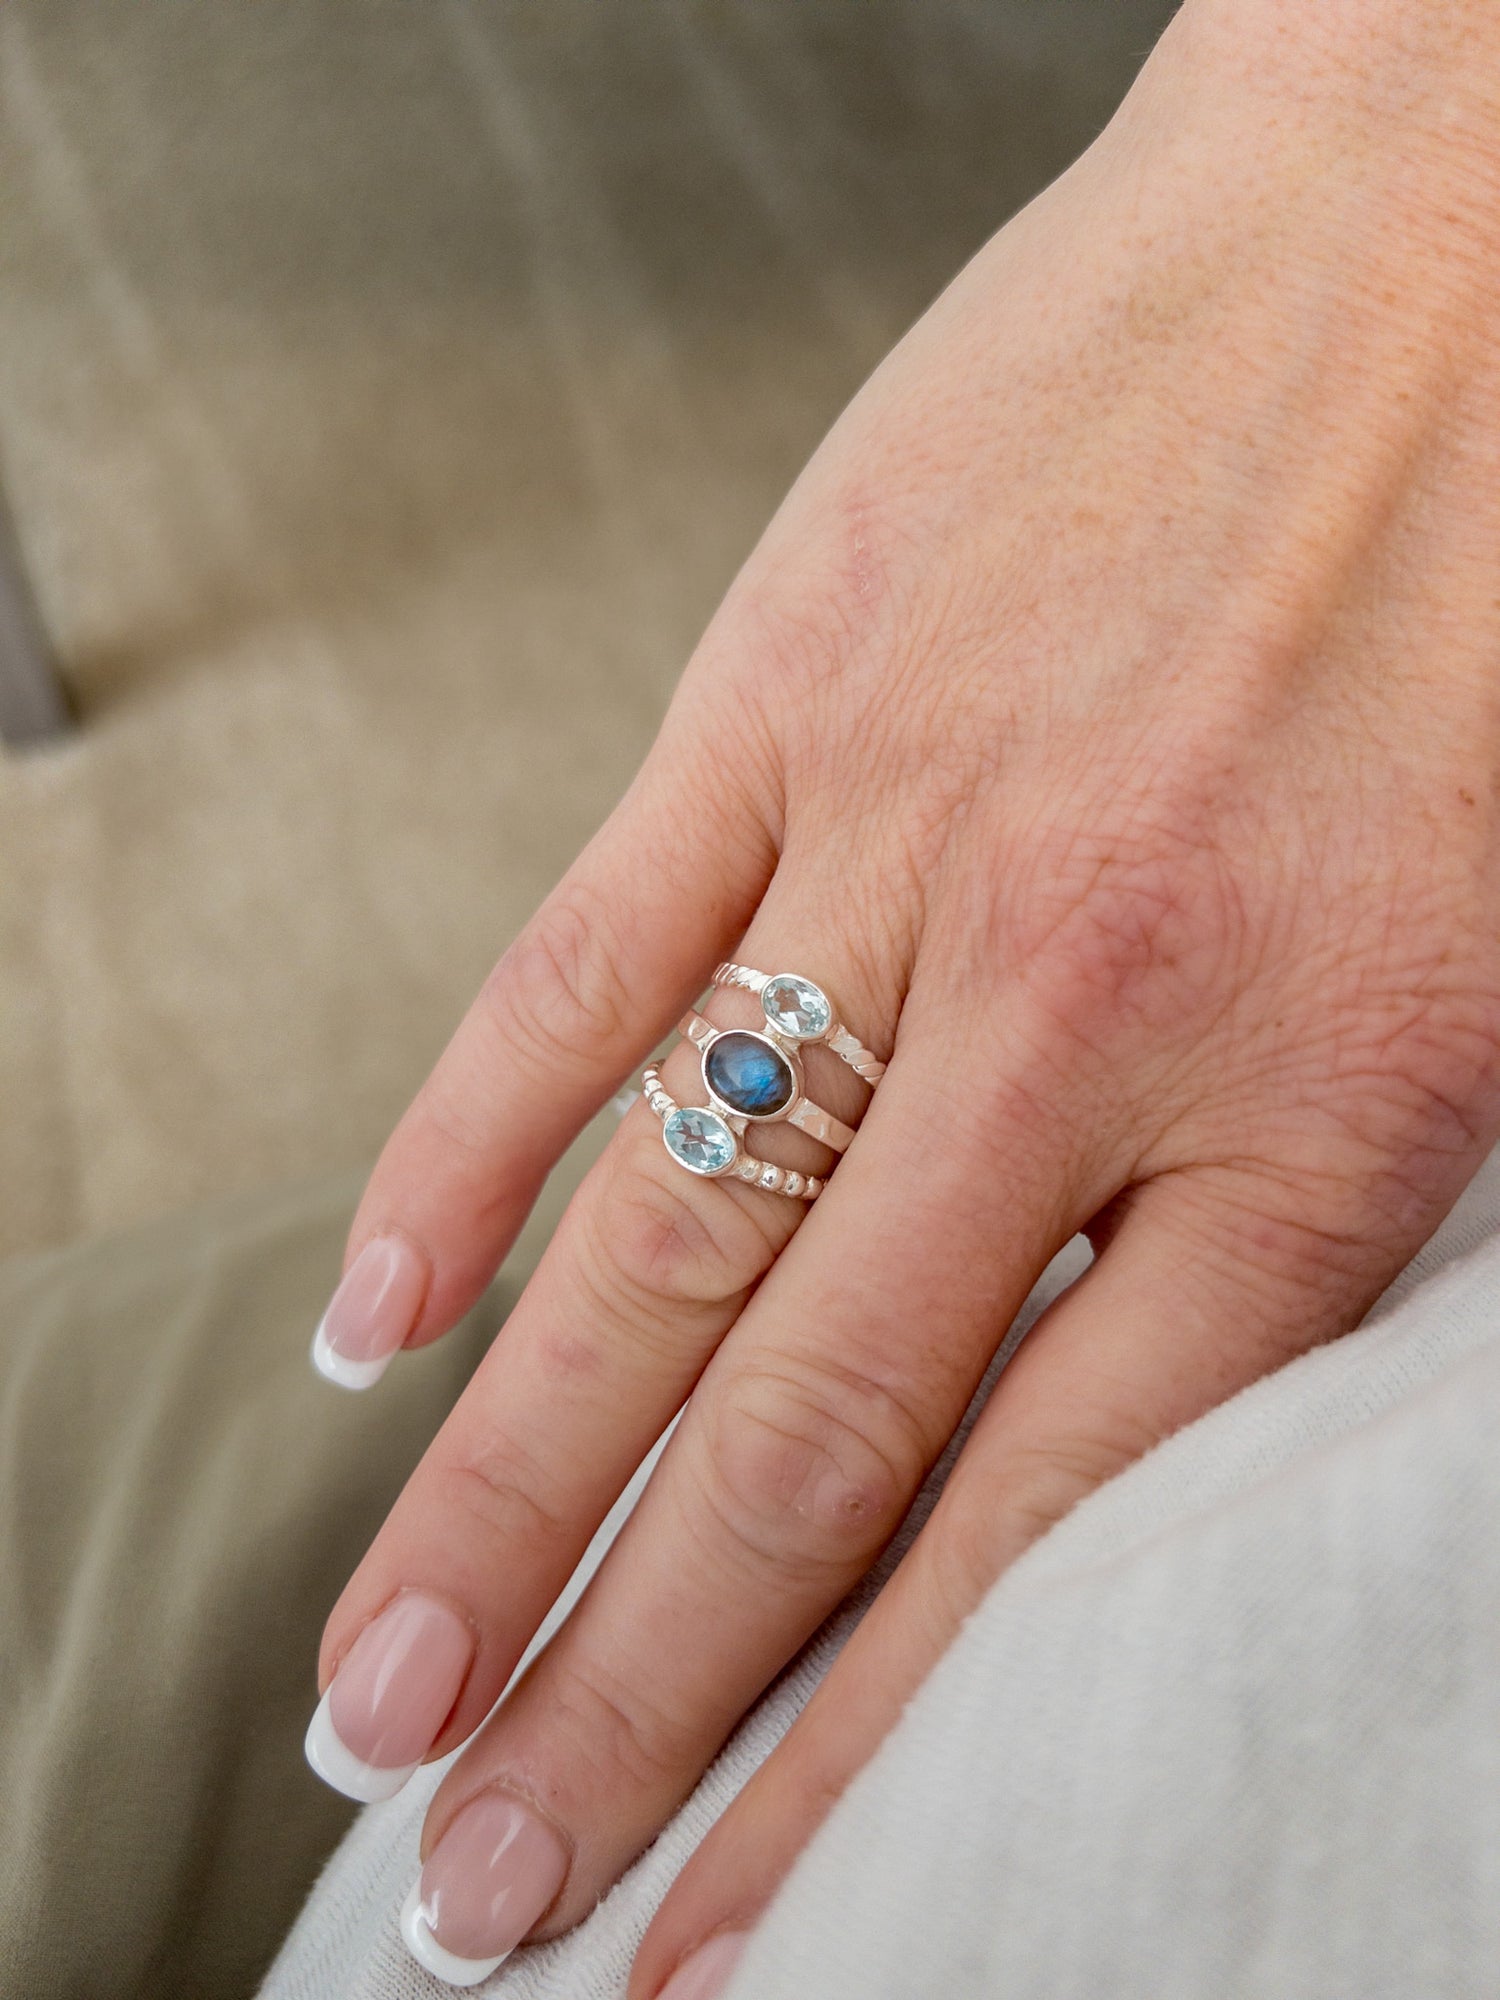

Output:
xmin=306 ymin=1 xmax=1500 ymax=1989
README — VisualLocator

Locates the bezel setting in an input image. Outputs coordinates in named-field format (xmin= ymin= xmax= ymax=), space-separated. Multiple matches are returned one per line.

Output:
xmin=761 ymin=972 xmax=833 ymax=1043
xmin=661 ymin=1103 xmax=738 ymax=1177
xmin=700 ymin=1027 xmax=803 ymax=1123
xmin=641 ymin=1061 xmax=825 ymax=1203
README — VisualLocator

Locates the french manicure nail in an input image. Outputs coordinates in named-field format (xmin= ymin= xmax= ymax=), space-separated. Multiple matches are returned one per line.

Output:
xmin=657 ymin=1931 xmax=749 ymax=2000
xmin=310 ymin=1234 xmax=427 ymax=1389
xmin=400 ymin=1790 xmax=570 ymax=1987
xmin=304 ymin=1592 xmax=474 ymax=1802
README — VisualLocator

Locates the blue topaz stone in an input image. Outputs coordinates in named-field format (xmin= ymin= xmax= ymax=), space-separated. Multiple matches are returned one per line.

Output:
xmin=762 ymin=974 xmax=832 ymax=1041
xmin=662 ymin=1105 xmax=737 ymax=1176
xmin=704 ymin=1029 xmax=796 ymax=1118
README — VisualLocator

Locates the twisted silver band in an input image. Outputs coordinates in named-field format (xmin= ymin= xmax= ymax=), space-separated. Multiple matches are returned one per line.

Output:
xmin=642 ymin=1066 xmax=826 ymax=1202
xmin=712 ymin=963 xmax=887 ymax=1083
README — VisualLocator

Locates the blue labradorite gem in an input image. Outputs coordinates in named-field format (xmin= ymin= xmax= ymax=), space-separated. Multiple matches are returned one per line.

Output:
xmin=662 ymin=1105 xmax=737 ymax=1176
xmin=704 ymin=1029 xmax=796 ymax=1118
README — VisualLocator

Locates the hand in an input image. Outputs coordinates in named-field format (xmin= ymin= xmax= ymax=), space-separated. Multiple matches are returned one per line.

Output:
xmin=305 ymin=1 xmax=1500 ymax=1989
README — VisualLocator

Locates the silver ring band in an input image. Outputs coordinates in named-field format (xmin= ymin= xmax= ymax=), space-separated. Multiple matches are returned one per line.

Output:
xmin=711 ymin=963 xmax=887 ymax=1083
xmin=678 ymin=1010 xmax=856 ymax=1151
xmin=642 ymin=1067 xmax=826 ymax=1201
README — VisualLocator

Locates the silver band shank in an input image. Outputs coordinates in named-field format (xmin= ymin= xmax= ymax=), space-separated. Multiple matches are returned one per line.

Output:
xmin=712 ymin=962 xmax=887 ymax=1082
xmin=641 ymin=1067 xmax=825 ymax=1201
xmin=678 ymin=1010 xmax=856 ymax=1152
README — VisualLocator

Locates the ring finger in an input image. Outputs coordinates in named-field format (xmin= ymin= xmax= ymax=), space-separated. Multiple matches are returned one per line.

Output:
xmin=399 ymin=982 xmax=1119 ymax=1983
xmin=307 ymin=889 xmax=891 ymax=1812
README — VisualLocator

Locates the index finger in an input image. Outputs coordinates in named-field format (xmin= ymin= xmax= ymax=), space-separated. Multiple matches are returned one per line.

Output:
xmin=312 ymin=740 xmax=776 ymax=1387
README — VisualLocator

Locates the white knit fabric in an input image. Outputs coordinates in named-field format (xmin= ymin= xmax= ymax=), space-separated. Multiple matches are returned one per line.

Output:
xmin=261 ymin=1150 xmax=1500 ymax=2000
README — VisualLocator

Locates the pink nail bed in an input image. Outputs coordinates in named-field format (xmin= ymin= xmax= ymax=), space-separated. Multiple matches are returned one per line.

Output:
xmin=310 ymin=1234 xmax=427 ymax=1390
xmin=400 ymin=1790 xmax=570 ymax=1986
xmin=304 ymin=1592 xmax=473 ymax=1803
xmin=657 ymin=1931 xmax=749 ymax=2000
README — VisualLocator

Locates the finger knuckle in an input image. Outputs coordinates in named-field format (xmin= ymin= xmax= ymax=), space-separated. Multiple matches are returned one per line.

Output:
xmin=705 ymin=1357 xmax=927 ymax=1580
xmin=437 ymin=1430 xmax=576 ymax=1557
xmin=944 ymin=770 xmax=1250 ymax=1057
xmin=1215 ymin=976 xmax=1500 ymax=1269
xmin=1031 ymin=840 xmax=1245 ymax=1041
xmin=928 ymin=1427 xmax=1143 ymax=1623
xmin=546 ymin=1652 xmax=697 ymax=1794
xmin=994 ymin=1429 xmax=1145 ymax=1542
xmin=1340 ymin=985 xmax=1500 ymax=1163
xmin=1233 ymin=1094 xmax=1494 ymax=1300
xmin=923 ymin=1493 xmax=1004 ymax=1626
xmin=587 ymin=1143 xmax=785 ymax=1314
xmin=483 ymin=884 xmax=630 ymax=1076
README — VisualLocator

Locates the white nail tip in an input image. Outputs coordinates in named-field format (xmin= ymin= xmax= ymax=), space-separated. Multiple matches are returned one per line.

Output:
xmin=303 ymin=1690 xmax=416 ymax=1803
xmin=400 ymin=1881 xmax=509 ymax=1987
xmin=310 ymin=1317 xmax=393 ymax=1392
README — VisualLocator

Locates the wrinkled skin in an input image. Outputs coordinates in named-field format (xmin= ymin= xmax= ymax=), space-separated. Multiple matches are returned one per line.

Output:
xmin=314 ymin=1 xmax=1500 ymax=1989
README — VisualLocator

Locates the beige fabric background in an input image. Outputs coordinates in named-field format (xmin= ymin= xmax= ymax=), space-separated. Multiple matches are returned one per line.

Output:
xmin=0 ymin=1171 xmax=464 ymax=2000
xmin=0 ymin=0 xmax=1177 ymax=1260
xmin=0 ymin=1163 xmax=602 ymax=2000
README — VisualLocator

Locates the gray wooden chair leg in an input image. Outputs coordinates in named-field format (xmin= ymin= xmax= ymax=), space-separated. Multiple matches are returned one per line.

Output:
xmin=0 ymin=492 xmax=70 ymax=748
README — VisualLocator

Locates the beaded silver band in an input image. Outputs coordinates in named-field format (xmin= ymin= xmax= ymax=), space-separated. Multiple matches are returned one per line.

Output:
xmin=642 ymin=1066 xmax=825 ymax=1202
xmin=711 ymin=963 xmax=887 ymax=1083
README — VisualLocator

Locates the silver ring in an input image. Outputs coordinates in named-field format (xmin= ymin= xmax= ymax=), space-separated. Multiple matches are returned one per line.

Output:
xmin=678 ymin=1010 xmax=856 ymax=1151
xmin=711 ymin=964 xmax=887 ymax=1082
xmin=641 ymin=966 xmax=884 ymax=1199
xmin=642 ymin=1067 xmax=826 ymax=1202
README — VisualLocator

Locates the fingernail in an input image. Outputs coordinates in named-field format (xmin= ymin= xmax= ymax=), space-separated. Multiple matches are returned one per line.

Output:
xmin=310 ymin=1235 xmax=427 ymax=1390
xmin=657 ymin=1932 xmax=749 ymax=2000
xmin=304 ymin=1592 xmax=474 ymax=1802
xmin=400 ymin=1790 xmax=570 ymax=1986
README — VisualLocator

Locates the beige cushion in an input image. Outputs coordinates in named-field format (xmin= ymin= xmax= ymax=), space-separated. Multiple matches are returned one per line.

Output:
xmin=0 ymin=0 xmax=1176 ymax=1259
xmin=0 ymin=1141 xmax=601 ymax=1999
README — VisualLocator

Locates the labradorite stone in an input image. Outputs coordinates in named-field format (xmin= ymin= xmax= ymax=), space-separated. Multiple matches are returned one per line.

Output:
xmin=704 ymin=1029 xmax=795 ymax=1117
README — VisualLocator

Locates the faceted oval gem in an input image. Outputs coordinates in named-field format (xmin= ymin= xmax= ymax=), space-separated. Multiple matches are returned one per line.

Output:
xmin=762 ymin=973 xmax=832 ymax=1042
xmin=662 ymin=1105 xmax=737 ymax=1176
xmin=704 ymin=1029 xmax=795 ymax=1118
